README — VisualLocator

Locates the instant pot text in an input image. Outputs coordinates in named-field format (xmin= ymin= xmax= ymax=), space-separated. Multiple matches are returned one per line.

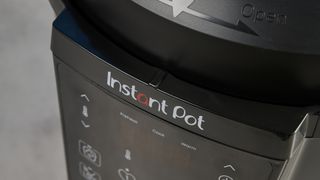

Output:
xmin=106 ymin=71 xmax=205 ymax=130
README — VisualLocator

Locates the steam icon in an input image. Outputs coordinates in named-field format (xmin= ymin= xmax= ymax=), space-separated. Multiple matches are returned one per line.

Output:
xmin=118 ymin=168 xmax=136 ymax=180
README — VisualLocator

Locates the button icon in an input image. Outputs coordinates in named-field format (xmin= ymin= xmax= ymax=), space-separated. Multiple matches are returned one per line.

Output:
xmin=81 ymin=120 xmax=91 ymax=128
xmin=81 ymin=94 xmax=90 ymax=102
xmin=79 ymin=140 xmax=102 ymax=167
xmin=79 ymin=162 xmax=101 ymax=180
xmin=125 ymin=149 xmax=132 ymax=161
xmin=118 ymin=168 xmax=136 ymax=180
xmin=80 ymin=94 xmax=90 ymax=128
xmin=224 ymin=165 xmax=236 ymax=172
xmin=218 ymin=175 xmax=233 ymax=180
xmin=82 ymin=105 xmax=89 ymax=118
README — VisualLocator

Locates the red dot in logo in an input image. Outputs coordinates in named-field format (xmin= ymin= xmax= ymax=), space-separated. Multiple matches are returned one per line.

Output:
xmin=136 ymin=93 xmax=149 ymax=106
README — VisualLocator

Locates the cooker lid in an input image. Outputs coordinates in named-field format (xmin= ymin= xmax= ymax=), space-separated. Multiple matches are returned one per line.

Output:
xmin=65 ymin=0 xmax=320 ymax=106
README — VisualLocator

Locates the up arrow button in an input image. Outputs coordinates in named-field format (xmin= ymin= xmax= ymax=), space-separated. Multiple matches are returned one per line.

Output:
xmin=223 ymin=165 xmax=236 ymax=172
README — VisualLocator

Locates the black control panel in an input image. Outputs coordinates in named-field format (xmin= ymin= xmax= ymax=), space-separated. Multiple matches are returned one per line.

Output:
xmin=51 ymin=10 xmax=320 ymax=180
xmin=57 ymin=62 xmax=282 ymax=180
xmin=52 ymin=10 xmax=313 ymax=161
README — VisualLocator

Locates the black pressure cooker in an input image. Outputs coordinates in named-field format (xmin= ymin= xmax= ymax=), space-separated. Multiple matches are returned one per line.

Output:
xmin=49 ymin=0 xmax=320 ymax=179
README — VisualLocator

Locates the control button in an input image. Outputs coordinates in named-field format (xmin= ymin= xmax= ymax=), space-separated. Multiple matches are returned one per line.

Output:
xmin=80 ymin=94 xmax=90 ymax=102
xmin=125 ymin=149 xmax=132 ymax=161
xmin=81 ymin=120 xmax=91 ymax=128
xmin=82 ymin=105 xmax=89 ymax=118
xmin=218 ymin=175 xmax=233 ymax=180
xmin=118 ymin=168 xmax=136 ymax=180
xmin=79 ymin=162 xmax=101 ymax=180
xmin=80 ymin=94 xmax=90 ymax=128
xmin=79 ymin=140 xmax=102 ymax=167
xmin=223 ymin=165 xmax=236 ymax=172
xmin=215 ymin=157 xmax=273 ymax=180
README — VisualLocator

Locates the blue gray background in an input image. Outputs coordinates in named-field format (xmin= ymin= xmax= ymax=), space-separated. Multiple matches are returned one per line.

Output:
xmin=0 ymin=0 xmax=68 ymax=179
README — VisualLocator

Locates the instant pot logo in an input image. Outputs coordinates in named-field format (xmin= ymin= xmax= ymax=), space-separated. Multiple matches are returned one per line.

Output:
xmin=106 ymin=71 xmax=205 ymax=131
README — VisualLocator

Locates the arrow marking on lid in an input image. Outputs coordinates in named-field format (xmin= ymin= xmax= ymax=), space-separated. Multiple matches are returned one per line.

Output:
xmin=153 ymin=0 xmax=258 ymax=36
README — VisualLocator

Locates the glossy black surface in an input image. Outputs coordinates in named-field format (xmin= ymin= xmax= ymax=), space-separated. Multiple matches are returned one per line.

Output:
xmin=63 ymin=0 xmax=320 ymax=106
xmin=57 ymin=63 xmax=283 ymax=180
xmin=52 ymin=10 xmax=318 ymax=159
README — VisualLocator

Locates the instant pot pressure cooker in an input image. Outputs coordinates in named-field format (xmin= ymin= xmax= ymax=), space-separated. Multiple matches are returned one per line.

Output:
xmin=49 ymin=0 xmax=320 ymax=179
